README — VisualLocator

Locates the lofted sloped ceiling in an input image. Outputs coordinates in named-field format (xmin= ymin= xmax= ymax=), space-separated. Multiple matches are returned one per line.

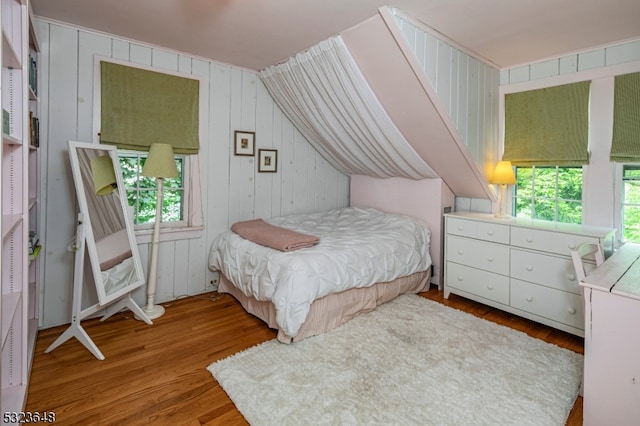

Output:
xmin=31 ymin=0 xmax=640 ymax=71
xmin=341 ymin=8 xmax=493 ymax=200
xmin=258 ymin=7 xmax=495 ymax=200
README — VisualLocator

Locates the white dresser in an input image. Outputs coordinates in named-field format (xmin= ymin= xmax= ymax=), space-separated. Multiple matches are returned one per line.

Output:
xmin=580 ymin=243 xmax=640 ymax=426
xmin=444 ymin=212 xmax=615 ymax=336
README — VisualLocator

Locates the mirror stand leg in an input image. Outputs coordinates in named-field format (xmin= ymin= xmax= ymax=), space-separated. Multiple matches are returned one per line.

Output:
xmin=44 ymin=322 xmax=105 ymax=361
xmin=102 ymin=294 xmax=153 ymax=325
xmin=44 ymin=218 xmax=105 ymax=360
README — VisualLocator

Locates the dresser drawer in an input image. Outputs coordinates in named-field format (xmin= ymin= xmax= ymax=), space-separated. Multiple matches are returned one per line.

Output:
xmin=446 ymin=262 xmax=510 ymax=305
xmin=511 ymin=226 xmax=599 ymax=256
xmin=510 ymin=248 xmax=582 ymax=294
xmin=446 ymin=235 xmax=509 ymax=275
xmin=511 ymin=279 xmax=584 ymax=329
xmin=446 ymin=217 xmax=510 ymax=244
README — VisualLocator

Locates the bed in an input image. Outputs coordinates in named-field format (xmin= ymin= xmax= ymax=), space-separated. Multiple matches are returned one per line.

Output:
xmin=208 ymin=207 xmax=432 ymax=343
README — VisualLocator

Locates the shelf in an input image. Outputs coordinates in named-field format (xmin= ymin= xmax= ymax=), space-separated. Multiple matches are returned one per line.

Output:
xmin=2 ymin=132 xmax=22 ymax=146
xmin=28 ymin=2 xmax=40 ymax=53
xmin=28 ymin=85 xmax=37 ymax=101
xmin=1 ymin=291 xmax=21 ymax=349
xmin=1 ymin=28 xmax=21 ymax=69
xmin=0 ymin=384 xmax=28 ymax=424
xmin=1 ymin=213 xmax=22 ymax=240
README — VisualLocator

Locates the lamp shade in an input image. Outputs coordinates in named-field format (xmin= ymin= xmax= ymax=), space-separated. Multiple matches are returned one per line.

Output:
xmin=90 ymin=155 xmax=117 ymax=195
xmin=490 ymin=161 xmax=517 ymax=185
xmin=142 ymin=143 xmax=178 ymax=178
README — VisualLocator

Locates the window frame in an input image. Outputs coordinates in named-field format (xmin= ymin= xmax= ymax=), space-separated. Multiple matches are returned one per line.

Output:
xmin=619 ymin=164 xmax=640 ymax=243
xmin=93 ymin=56 xmax=204 ymax=243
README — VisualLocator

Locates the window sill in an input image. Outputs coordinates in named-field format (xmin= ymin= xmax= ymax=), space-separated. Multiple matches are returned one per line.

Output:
xmin=134 ymin=226 xmax=204 ymax=244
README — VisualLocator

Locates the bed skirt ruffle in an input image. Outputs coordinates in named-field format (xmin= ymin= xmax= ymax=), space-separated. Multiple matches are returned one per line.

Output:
xmin=217 ymin=270 xmax=431 ymax=343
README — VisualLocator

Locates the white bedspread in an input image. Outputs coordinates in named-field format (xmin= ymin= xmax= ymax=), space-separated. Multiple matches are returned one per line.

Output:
xmin=208 ymin=207 xmax=431 ymax=337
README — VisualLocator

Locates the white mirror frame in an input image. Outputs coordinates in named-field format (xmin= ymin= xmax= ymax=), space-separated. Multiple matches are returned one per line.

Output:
xmin=67 ymin=141 xmax=145 ymax=304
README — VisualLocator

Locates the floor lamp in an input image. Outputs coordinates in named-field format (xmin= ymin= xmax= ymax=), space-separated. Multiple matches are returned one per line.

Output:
xmin=140 ymin=143 xmax=178 ymax=319
xmin=490 ymin=160 xmax=516 ymax=218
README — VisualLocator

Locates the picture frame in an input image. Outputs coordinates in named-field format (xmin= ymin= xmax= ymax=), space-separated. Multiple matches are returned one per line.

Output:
xmin=234 ymin=131 xmax=255 ymax=156
xmin=258 ymin=149 xmax=278 ymax=173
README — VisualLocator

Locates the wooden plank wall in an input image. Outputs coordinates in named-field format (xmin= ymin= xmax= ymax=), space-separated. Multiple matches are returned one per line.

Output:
xmin=395 ymin=11 xmax=640 ymax=224
xmin=35 ymin=19 xmax=349 ymax=328
xmin=500 ymin=39 xmax=640 ymax=85
xmin=393 ymin=12 xmax=501 ymax=180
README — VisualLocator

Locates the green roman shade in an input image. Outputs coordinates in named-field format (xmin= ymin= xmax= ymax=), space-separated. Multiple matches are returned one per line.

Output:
xmin=610 ymin=72 xmax=640 ymax=163
xmin=503 ymin=81 xmax=590 ymax=166
xmin=100 ymin=61 xmax=199 ymax=154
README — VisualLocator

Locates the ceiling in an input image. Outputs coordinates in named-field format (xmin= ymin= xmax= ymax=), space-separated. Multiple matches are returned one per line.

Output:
xmin=31 ymin=0 xmax=640 ymax=71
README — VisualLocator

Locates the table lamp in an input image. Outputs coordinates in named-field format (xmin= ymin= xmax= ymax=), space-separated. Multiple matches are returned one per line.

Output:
xmin=490 ymin=160 xmax=516 ymax=218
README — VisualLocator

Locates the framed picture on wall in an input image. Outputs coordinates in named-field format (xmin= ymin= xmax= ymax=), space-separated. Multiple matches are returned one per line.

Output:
xmin=258 ymin=149 xmax=278 ymax=172
xmin=234 ymin=131 xmax=255 ymax=156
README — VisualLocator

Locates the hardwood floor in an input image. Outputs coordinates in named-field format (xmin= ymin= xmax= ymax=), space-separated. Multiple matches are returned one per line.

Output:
xmin=26 ymin=287 xmax=584 ymax=425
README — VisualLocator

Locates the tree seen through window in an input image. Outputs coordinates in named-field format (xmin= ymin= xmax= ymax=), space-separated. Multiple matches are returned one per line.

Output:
xmin=118 ymin=152 xmax=185 ymax=226
xmin=513 ymin=166 xmax=583 ymax=224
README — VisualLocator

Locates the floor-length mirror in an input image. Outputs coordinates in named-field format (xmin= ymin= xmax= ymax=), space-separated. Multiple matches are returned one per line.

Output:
xmin=45 ymin=141 xmax=151 ymax=360
xmin=71 ymin=141 xmax=145 ymax=303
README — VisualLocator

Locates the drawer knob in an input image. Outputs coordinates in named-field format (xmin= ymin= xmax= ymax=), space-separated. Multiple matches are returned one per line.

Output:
xmin=457 ymin=250 xmax=463 ymax=255
xmin=458 ymin=226 xmax=464 ymax=231
xmin=487 ymin=285 xmax=494 ymax=290
xmin=487 ymin=230 xmax=494 ymax=236
xmin=487 ymin=257 xmax=494 ymax=262
xmin=568 ymin=274 xmax=576 ymax=281
xmin=567 ymin=307 xmax=576 ymax=315
xmin=568 ymin=243 xmax=576 ymax=249
xmin=457 ymin=275 xmax=463 ymax=281
xmin=525 ymin=296 xmax=534 ymax=302
xmin=526 ymin=236 xmax=534 ymax=243
xmin=525 ymin=265 xmax=533 ymax=272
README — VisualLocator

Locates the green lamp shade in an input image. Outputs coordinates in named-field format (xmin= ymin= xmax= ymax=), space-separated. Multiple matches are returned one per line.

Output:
xmin=142 ymin=143 xmax=178 ymax=178
xmin=90 ymin=155 xmax=117 ymax=195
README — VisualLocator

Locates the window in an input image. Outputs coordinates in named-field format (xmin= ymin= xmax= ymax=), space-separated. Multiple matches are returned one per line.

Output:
xmin=118 ymin=151 xmax=187 ymax=228
xmin=512 ymin=166 xmax=583 ymax=224
xmin=94 ymin=57 xmax=203 ymax=241
xmin=622 ymin=165 xmax=640 ymax=242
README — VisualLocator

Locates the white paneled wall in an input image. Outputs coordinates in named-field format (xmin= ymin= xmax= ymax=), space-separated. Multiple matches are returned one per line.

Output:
xmin=500 ymin=39 xmax=640 ymax=85
xmin=36 ymin=19 xmax=349 ymax=328
xmin=394 ymin=12 xmax=501 ymax=178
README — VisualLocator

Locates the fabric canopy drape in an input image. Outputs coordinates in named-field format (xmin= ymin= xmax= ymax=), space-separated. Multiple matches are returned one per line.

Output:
xmin=258 ymin=36 xmax=436 ymax=179
xmin=610 ymin=72 xmax=640 ymax=163
xmin=503 ymin=81 xmax=591 ymax=166
xmin=100 ymin=61 xmax=200 ymax=154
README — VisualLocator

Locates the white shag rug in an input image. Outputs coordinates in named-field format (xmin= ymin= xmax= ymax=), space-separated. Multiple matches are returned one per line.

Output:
xmin=208 ymin=294 xmax=582 ymax=426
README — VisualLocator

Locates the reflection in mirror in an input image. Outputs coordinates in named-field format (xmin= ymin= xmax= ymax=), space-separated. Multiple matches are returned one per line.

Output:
xmin=77 ymin=148 xmax=139 ymax=298
xmin=44 ymin=141 xmax=151 ymax=360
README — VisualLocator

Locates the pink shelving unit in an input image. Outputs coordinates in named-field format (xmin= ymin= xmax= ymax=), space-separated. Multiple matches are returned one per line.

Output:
xmin=1 ymin=0 xmax=40 ymax=418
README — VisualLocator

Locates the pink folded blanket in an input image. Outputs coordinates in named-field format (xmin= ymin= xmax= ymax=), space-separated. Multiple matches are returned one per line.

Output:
xmin=231 ymin=219 xmax=320 ymax=252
